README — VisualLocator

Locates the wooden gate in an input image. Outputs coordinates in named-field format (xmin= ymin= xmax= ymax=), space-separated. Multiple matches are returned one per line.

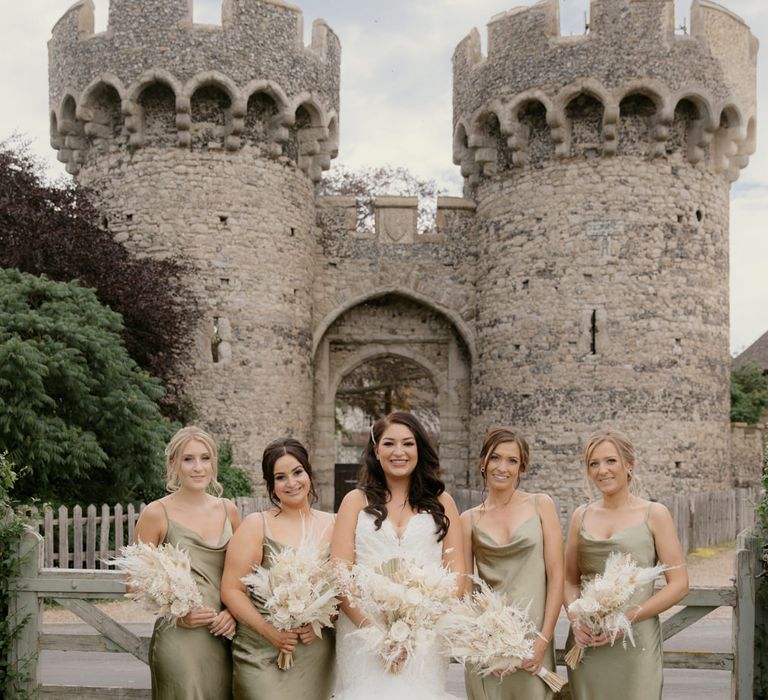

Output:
xmin=7 ymin=529 xmax=761 ymax=698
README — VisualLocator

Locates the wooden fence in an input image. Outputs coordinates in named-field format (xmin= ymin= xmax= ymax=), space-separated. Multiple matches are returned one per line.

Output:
xmin=28 ymin=488 xmax=758 ymax=568
xmin=7 ymin=528 xmax=761 ymax=698
xmin=29 ymin=497 xmax=271 ymax=569
xmin=454 ymin=487 xmax=760 ymax=555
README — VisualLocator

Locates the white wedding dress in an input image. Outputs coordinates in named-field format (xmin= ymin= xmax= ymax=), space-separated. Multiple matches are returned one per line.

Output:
xmin=334 ymin=510 xmax=460 ymax=700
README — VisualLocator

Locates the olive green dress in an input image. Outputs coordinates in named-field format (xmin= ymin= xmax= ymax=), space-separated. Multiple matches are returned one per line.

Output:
xmin=232 ymin=530 xmax=336 ymax=699
xmin=465 ymin=499 xmax=556 ymax=700
xmin=565 ymin=506 xmax=663 ymax=700
xmin=149 ymin=504 xmax=233 ymax=700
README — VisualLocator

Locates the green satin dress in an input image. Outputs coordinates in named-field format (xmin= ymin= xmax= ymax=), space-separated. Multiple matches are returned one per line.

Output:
xmin=565 ymin=507 xmax=663 ymax=700
xmin=232 ymin=534 xmax=336 ymax=699
xmin=465 ymin=500 xmax=556 ymax=700
xmin=149 ymin=509 xmax=233 ymax=700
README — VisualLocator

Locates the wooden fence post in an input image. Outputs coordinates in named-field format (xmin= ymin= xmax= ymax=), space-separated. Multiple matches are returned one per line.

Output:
xmin=8 ymin=527 xmax=43 ymax=695
xmin=733 ymin=530 xmax=757 ymax=700
xmin=751 ymin=529 xmax=768 ymax=700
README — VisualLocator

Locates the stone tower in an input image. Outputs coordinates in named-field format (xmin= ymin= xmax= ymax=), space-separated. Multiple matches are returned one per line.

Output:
xmin=48 ymin=0 xmax=340 ymax=469
xmin=453 ymin=0 xmax=757 ymax=494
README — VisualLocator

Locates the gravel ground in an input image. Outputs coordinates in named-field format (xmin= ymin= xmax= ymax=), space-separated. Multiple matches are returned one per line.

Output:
xmin=42 ymin=543 xmax=738 ymax=624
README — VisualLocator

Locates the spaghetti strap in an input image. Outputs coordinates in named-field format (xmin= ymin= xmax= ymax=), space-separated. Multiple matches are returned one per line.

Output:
xmin=578 ymin=504 xmax=590 ymax=530
xmin=533 ymin=494 xmax=540 ymax=516
xmin=158 ymin=500 xmax=170 ymax=526
xmin=261 ymin=510 xmax=272 ymax=539
xmin=644 ymin=503 xmax=652 ymax=522
xmin=219 ymin=498 xmax=230 ymax=526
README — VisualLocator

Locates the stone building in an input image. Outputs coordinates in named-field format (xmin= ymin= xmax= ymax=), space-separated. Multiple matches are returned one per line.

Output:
xmin=48 ymin=0 xmax=757 ymax=507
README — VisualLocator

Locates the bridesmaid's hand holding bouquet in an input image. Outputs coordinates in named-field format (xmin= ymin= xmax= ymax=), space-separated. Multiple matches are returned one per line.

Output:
xmin=565 ymin=551 xmax=669 ymax=668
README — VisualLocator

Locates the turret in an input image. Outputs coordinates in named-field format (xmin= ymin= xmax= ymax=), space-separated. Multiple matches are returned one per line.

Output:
xmin=453 ymin=0 xmax=757 ymax=496
xmin=48 ymin=0 xmax=341 ymax=479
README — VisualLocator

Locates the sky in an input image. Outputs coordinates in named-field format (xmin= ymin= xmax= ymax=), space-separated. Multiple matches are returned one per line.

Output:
xmin=1 ymin=0 xmax=766 ymax=354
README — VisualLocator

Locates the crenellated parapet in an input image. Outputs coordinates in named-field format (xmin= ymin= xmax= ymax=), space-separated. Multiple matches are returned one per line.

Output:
xmin=453 ymin=0 xmax=757 ymax=185
xmin=48 ymin=0 xmax=340 ymax=179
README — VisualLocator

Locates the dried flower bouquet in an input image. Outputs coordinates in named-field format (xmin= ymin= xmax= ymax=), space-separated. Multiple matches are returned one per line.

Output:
xmin=111 ymin=542 xmax=204 ymax=624
xmin=439 ymin=580 xmax=565 ymax=692
xmin=338 ymin=556 xmax=458 ymax=674
xmin=565 ymin=551 xmax=669 ymax=668
xmin=241 ymin=538 xmax=339 ymax=670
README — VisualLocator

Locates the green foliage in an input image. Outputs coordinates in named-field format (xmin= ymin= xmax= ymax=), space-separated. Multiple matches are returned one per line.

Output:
xmin=0 ymin=453 xmax=36 ymax=698
xmin=217 ymin=440 xmax=253 ymax=497
xmin=0 ymin=269 xmax=174 ymax=504
xmin=730 ymin=363 xmax=768 ymax=424
xmin=0 ymin=136 xmax=196 ymax=421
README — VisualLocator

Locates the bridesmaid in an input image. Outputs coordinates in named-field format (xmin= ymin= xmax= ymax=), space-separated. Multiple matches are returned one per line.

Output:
xmin=220 ymin=438 xmax=336 ymax=699
xmin=134 ymin=426 xmax=241 ymax=700
xmin=460 ymin=427 xmax=563 ymax=700
xmin=564 ymin=428 xmax=688 ymax=700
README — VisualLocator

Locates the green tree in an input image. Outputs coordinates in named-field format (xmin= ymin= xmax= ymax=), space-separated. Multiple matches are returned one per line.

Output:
xmin=0 ymin=269 xmax=174 ymax=503
xmin=0 ymin=136 xmax=195 ymax=420
xmin=731 ymin=362 xmax=768 ymax=424
xmin=217 ymin=440 xmax=254 ymax=497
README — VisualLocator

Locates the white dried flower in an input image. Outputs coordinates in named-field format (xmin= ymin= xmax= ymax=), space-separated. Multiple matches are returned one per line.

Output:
xmin=241 ymin=535 xmax=339 ymax=671
xmin=111 ymin=543 xmax=203 ymax=625
xmin=337 ymin=556 xmax=457 ymax=674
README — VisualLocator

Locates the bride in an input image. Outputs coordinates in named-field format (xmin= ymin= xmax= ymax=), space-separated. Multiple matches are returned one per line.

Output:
xmin=331 ymin=411 xmax=465 ymax=700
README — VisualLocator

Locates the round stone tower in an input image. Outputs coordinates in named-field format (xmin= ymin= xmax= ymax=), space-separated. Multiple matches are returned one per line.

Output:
xmin=48 ymin=0 xmax=340 ymax=471
xmin=453 ymin=0 xmax=757 ymax=497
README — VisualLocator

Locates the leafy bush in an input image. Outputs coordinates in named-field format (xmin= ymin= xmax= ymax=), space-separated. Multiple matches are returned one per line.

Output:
xmin=0 ymin=269 xmax=174 ymax=503
xmin=0 ymin=453 xmax=34 ymax=698
xmin=0 ymin=136 xmax=195 ymax=420
xmin=731 ymin=362 xmax=768 ymax=424
xmin=217 ymin=440 xmax=254 ymax=497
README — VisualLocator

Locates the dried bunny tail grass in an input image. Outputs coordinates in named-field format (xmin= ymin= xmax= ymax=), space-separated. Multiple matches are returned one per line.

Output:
xmin=241 ymin=535 xmax=339 ymax=671
xmin=565 ymin=552 xmax=672 ymax=668
xmin=440 ymin=577 xmax=566 ymax=691
xmin=110 ymin=542 xmax=203 ymax=624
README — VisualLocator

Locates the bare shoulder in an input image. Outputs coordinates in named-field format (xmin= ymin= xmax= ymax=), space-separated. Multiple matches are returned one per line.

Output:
xmin=460 ymin=504 xmax=479 ymax=522
xmin=570 ymin=503 xmax=588 ymax=525
xmin=339 ymin=488 xmax=367 ymax=511
xmin=312 ymin=508 xmax=336 ymax=527
xmin=647 ymin=500 xmax=673 ymax=526
xmin=222 ymin=498 xmax=241 ymax=528
xmin=222 ymin=498 xmax=239 ymax=517
xmin=533 ymin=492 xmax=556 ymax=509
xmin=240 ymin=511 xmax=265 ymax=535
xmin=138 ymin=500 xmax=166 ymax=524
xmin=438 ymin=491 xmax=458 ymax=509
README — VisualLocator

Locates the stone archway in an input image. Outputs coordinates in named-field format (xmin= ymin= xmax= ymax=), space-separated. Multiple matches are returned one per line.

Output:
xmin=312 ymin=294 xmax=471 ymax=510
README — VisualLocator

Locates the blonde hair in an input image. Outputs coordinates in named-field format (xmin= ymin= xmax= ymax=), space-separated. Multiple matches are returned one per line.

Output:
xmin=581 ymin=428 xmax=641 ymax=498
xmin=165 ymin=426 xmax=223 ymax=497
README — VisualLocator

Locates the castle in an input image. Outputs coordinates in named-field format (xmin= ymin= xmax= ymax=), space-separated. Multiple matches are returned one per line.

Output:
xmin=48 ymin=0 xmax=758 ymax=508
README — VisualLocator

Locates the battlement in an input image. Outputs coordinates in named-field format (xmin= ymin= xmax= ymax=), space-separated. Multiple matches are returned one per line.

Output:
xmin=52 ymin=0 xmax=332 ymax=60
xmin=48 ymin=0 xmax=340 ymax=178
xmin=453 ymin=0 xmax=757 ymax=185
xmin=316 ymin=196 xmax=476 ymax=243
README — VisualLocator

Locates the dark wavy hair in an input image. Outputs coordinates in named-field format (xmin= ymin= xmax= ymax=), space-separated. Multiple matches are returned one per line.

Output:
xmin=359 ymin=411 xmax=449 ymax=541
xmin=262 ymin=437 xmax=318 ymax=512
